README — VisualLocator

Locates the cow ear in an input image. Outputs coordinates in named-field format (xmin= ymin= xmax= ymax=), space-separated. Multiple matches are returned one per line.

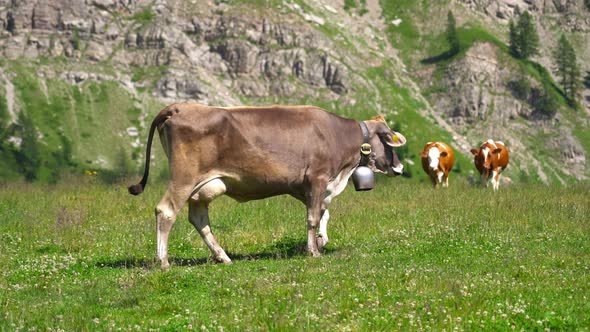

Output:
xmin=493 ymin=148 xmax=502 ymax=154
xmin=420 ymin=150 xmax=428 ymax=158
xmin=470 ymin=148 xmax=479 ymax=156
xmin=380 ymin=130 xmax=406 ymax=147
xmin=440 ymin=151 xmax=448 ymax=157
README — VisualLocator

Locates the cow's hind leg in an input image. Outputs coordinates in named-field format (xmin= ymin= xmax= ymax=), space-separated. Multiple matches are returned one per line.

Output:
xmin=155 ymin=184 xmax=193 ymax=270
xmin=188 ymin=179 xmax=231 ymax=264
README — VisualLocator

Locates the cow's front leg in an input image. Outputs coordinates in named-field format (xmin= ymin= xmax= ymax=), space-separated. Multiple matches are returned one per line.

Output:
xmin=436 ymin=171 xmax=444 ymax=187
xmin=480 ymin=173 xmax=489 ymax=187
xmin=317 ymin=209 xmax=330 ymax=251
xmin=491 ymin=169 xmax=500 ymax=191
xmin=306 ymin=184 xmax=326 ymax=257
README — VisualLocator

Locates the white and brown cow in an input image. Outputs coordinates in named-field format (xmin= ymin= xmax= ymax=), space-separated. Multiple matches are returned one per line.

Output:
xmin=420 ymin=141 xmax=455 ymax=188
xmin=470 ymin=139 xmax=509 ymax=191
xmin=129 ymin=103 xmax=407 ymax=269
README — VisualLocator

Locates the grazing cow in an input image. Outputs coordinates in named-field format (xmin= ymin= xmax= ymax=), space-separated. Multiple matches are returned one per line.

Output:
xmin=420 ymin=141 xmax=455 ymax=188
xmin=128 ymin=103 xmax=407 ymax=269
xmin=470 ymin=139 xmax=509 ymax=191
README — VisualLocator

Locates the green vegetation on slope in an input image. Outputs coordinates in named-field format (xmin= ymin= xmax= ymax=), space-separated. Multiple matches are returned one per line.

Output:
xmin=380 ymin=0 xmax=587 ymax=184
xmin=0 ymin=60 xmax=165 ymax=183
xmin=381 ymin=0 xmax=574 ymax=117
xmin=0 ymin=180 xmax=588 ymax=330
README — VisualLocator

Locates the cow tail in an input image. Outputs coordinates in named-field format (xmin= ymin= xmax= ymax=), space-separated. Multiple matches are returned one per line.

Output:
xmin=128 ymin=113 xmax=162 ymax=196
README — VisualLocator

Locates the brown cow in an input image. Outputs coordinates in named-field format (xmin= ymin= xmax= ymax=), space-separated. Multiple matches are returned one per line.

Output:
xmin=420 ymin=141 xmax=455 ymax=188
xmin=129 ymin=103 xmax=407 ymax=269
xmin=470 ymin=139 xmax=509 ymax=191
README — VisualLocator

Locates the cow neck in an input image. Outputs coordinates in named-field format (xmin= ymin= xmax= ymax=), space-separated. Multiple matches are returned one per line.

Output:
xmin=358 ymin=121 xmax=371 ymax=166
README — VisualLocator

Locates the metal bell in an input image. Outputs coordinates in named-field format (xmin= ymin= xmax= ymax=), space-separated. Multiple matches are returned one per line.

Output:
xmin=352 ymin=166 xmax=374 ymax=191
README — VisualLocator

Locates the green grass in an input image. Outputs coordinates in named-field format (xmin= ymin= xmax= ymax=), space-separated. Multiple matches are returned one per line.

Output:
xmin=130 ymin=65 xmax=168 ymax=84
xmin=128 ymin=7 xmax=156 ymax=25
xmin=1 ymin=179 xmax=588 ymax=330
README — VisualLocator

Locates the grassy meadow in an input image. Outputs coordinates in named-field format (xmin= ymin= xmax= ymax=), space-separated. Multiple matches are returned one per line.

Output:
xmin=0 ymin=177 xmax=589 ymax=331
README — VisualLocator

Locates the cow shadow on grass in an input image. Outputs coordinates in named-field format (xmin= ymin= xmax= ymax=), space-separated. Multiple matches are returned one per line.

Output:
xmin=230 ymin=236 xmax=337 ymax=261
xmin=95 ymin=256 xmax=209 ymax=269
xmin=96 ymin=236 xmax=335 ymax=269
xmin=230 ymin=236 xmax=330 ymax=261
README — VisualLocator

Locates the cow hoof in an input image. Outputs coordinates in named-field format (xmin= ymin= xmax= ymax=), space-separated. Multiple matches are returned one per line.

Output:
xmin=160 ymin=262 xmax=170 ymax=271
xmin=213 ymin=256 xmax=232 ymax=265
xmin=218 ymin=258 xmax=232 ymax=265
xmin=316 ymin=236 xmax=328 ymax=251
xmin=307 ymin=249 xmax=321 ymax=258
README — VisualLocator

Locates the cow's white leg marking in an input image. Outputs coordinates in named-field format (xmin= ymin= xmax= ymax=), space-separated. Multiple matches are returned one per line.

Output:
xmin=437 ymin=171 xmax=444 ymax=185
xmin=306 ymin=176 xmax=331 ymax=257
xmin=189 ymin=179 xmax=231 ymax=264
xmin=317 ymin=209 xmax=330 ymax=250
xmin=491 ymin=169 xmax=499 ymax=191
xmin=317 ymin=168 xmax=355 ymax=250
xmin=443 ymin=173 xmax=449 ymax=188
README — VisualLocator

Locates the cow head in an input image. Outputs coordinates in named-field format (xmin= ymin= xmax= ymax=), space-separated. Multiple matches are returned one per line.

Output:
xmin=364 ymin=116 xmax=406 ymax=176
xmin=420 ymin=145 xmax=448 ymax=172
xmin=470 ymin=141 xmax=502 ymax=172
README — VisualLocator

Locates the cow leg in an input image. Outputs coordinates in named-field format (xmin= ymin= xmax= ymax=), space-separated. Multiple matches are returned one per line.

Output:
xmin=437 ymin=171 xmax=444 ymax=188
xmin=188 ymin=179 xmax=231 ymax=264
xmin=316 ymin=169 xmax=351 ymax=251
xmin=443 ymin=172 xmax=450 ymax=188
xmin=317 ymin=208 xmax=330 ymax=250
xmin=491 ymin=169 xmax=500 ymax=191
xmin=155 ymin=185 xmax=193 ymax=270
xmin=306 ymin=182 xmax=327 ymax=257
xmin=188 ymin=201 xmax=231 ymax=264
xmin=480 ymin=173 xmax=489 ymax=188
xmin=429 ymin=173 xmax=438 ymax=188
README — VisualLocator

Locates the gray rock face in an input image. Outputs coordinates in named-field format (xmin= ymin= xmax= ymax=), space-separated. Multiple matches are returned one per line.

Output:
xmin=435 ymin=43 xmax=520 ymax=124
xmin=0 ymin=1 xmax=351 ymax=102
xmin=155 ymin=76 xmax=208 ymax=100
xmin=457 ymin=0 xmax=590 ymax=31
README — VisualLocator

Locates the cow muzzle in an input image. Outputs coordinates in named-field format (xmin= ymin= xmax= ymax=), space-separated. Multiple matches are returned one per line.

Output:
xmin=390 ymin=164 xmax=404 ymax=176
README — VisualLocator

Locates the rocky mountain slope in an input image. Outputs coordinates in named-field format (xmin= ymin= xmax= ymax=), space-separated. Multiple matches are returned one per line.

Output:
xmin=0 ymin=0 xmax=587 ymax=184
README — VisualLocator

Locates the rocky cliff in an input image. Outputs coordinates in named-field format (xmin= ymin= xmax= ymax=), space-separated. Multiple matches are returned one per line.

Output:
xmin=0 ymin=0 xmax=354 ymax=104
xmin=0 ymin=0 xmax=587 ymax=184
